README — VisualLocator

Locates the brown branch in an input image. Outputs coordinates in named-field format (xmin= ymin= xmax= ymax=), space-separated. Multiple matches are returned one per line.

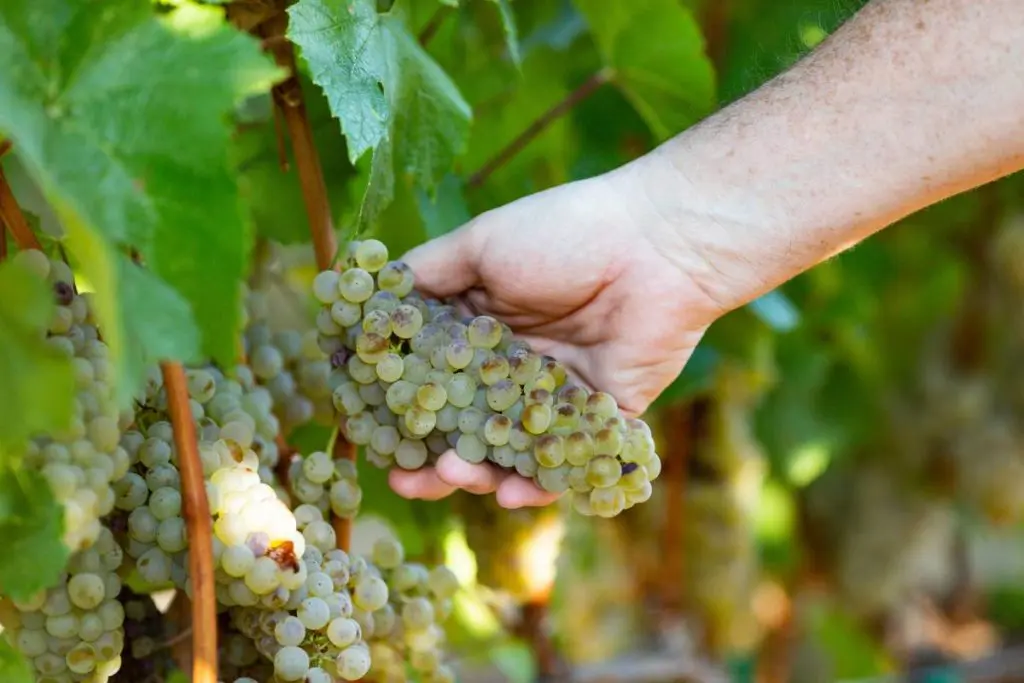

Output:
xmin=418 ymin=5 xmax=452 ymax=47
xmin=248 ymin=9 xmax=358 ymax=552
xmin=161 ymin=361 xmax=217 ymax=683
xmin=467 ymin=68 xmax=613 ymax=188
xmin=513 ymin=599 xmax=570 ymax=681
xmin=569 ymin=651 xmax=730 ymax=683
xmin=0 ymin=168 xmax=41 ymax=251
xmin=659 ymin=403 xmax=691 ymax=616
xmin=0 ymin=217 xmax=6 ymax=261
xmin=0 ymin=139 xmax=11 ymax=159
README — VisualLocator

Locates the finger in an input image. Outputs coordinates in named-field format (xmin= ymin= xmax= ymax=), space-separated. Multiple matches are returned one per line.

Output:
xmin=495 ymin=476 xmax=563 ymax=509
xmin=401 ymin=222 xmax=484 ymax=298
xmin=389 ymin=467 xmax=458 ymax=500
xmin=434 ymin=450 xmax=505 ymax=494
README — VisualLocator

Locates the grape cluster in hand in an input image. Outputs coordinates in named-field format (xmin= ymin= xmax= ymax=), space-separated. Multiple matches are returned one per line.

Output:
xmin=313 ymin=240 xmax=662 ymax=518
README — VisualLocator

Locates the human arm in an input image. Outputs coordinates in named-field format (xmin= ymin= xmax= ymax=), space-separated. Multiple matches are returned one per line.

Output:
xmin=390 ymin=0 xmax=1024 ymax=507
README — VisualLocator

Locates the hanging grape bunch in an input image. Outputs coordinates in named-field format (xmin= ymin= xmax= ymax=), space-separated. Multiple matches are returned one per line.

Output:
xmin=313 ymin=240 xmax=662 ymax=518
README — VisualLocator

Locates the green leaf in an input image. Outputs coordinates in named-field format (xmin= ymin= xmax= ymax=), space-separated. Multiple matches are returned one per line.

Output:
xmin=289 ymin=0 xmax=472 ymax=230
xmin=415 ymin=173 xmax=470 ymax=239
xmin=286 ymin=0 xmax=390 ymax=165
xmin=62 ymin=215 xmax=200 ymax=403
xmin=0 ymin=468 xmax=69 ymax=601
xmin=488 ymin=0 xmax=522 ymax=67
xmin=0 ymin=639 xmax=32 ymax=683
xmin=572 ymin=0 xmax=716 ymax=139
xmin=0 ymin=0 xmax=281 ymax=397
xmin=0 ymin=259 xmax=74 ymax=451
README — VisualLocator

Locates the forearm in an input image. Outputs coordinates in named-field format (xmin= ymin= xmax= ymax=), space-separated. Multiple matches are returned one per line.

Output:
xmin=617 ymin=0 xmax=1024 ymax=312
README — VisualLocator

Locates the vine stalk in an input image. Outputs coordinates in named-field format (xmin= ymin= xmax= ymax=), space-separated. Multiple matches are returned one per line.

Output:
xmin=161 ymin=361 xmax=218 ymax=683
xmin=242 ymin=6 xmax=358 ymax=552
xmin=0 ymin=167 xmax=42 ymax=251
xmin=466 ymin=68 xmax=614 ymax=188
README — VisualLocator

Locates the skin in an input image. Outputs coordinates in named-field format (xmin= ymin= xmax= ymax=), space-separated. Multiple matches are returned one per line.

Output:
xmin=390 ymin=0 xmax=1024 ymax=507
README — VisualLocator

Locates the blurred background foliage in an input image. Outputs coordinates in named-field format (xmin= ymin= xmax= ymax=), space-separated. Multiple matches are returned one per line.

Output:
xmin=224 ymin=0 xmax=1024 ymax=680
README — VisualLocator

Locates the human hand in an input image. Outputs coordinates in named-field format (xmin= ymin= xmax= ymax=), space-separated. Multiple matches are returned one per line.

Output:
xmin=388 ymin=168 xmax=728 ymax=508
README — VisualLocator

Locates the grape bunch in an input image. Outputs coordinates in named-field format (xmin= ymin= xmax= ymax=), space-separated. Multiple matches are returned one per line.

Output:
xmin=286 ymin=450 xmax=362 ymax=520
xmin=1 ymin=526 xmax=127 ymax=683
xmin=312 ymin=239 xmax=662 ymax=518
xmin=15 ymin=249 xmax=132 ymax=552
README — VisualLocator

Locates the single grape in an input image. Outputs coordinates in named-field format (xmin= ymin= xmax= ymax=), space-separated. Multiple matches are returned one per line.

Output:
xmin=401 ymin=353 xmax=431 ymax=384
xmin=326 ymin=617 xmax=362 ymax=648
xmin=508 ymin=421 xmax=535 ymax=451
xmin=594 ymin=427 xmax=624 ymax=456
xmin=362 ymin=309 xmax=393 ymax=337
xmin=377 ymin=261 xmax=415 ymax=297
xmin=585 ymin=392 xmax=618 ymax=419
xmin=557 ymin=383 xmax=590 ymax=411
xmin=391 ymin=305 xmax=424 ymax=339
xmin=355 ymin=333 xmax=389 ymax=364
xmin=331 ymin=299 xmax=363 ymax=328
xmin=347 ymin=355 xmax=378 ymax=385
xmin=478 ymin=355 xmax=510 ymax=385
xmin=354 ymin=239 xmax=389 ymax=272
xmin=435 ymin=404 xmax=459 ymax=432
xmin=353 ymin=576 xmax=389 ymax=612
xmin=551 ymin=403 xmax=581 ymax=435
xmin=534 ymin=434 xmax=565 ymax=468
xmin=491 ymin=444 xmax=516 ymax=467
xmin=522 ymin=403 xmax=553 ymax=435
xmin=456 ymin=433 xmax=488 ymax=464
xmin=343 ymin=411 xmax=377 ymax=445
xmin=483 ymin=414 xmax=512 ymax=446
xmin=525 ymin=372 xmax=557 ymax=394
xmin=336 ymin=643 xmax=372 ymax=681
xmin=427 ymin=566 xmax=460 ymax=599
xmin=416 ymin=382 xmax=448 ymax=411
xmin=385 ymin=380 xmax=418 ymax=415
xmin=514 ymin=451 xmax=539 ymax=478
xmin=274 ymin=616 xmax=306 ymax=647
xmin=375 ymin=353 xmax=404 ymax=383
xmin=395 ymin=439 xmax=429 ymax=470
xmin=486 ymin=379 xmax=522 ymax=412
xmin=536 ymin=464 xmax=572 ymax=493
xmin=445 ymin=373 xmax=477 ymax=408
xmin=467 ymin=316 xmax=502 ymax=348
xmin=339 ymin=268 xmax=375 ymax=303
xmin=401 ymin=597 xmax=435 ymax=630
xmin=586 ymin=455 xmax=621 ymax=488
xmin=274 ymin=645 xmax=311 ymax=682
xmin=371 ymin=425 xmax=401 ymax=455
xmin=590 ymin=486 xmax=626 ymax=517
xmin=312 ymin=270 xmax=342 ymax=304
xmin=445 ymin=340 xmax=473 ymax=370
xmin=509 ymin=352 xmax=543 ymax=384
xmin=404 ymin=406 xmax=437 ymax=437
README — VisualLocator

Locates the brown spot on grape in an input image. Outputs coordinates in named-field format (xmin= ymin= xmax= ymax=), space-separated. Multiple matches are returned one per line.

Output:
xmin=53 ymin=281 xmax=74 ymax=305
xmin=268 ymin=541 xmax=300 ymax=572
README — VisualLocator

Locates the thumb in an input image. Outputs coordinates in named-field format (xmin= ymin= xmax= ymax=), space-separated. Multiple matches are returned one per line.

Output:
xmin=400 ymin=221 xmax=483 ymax=299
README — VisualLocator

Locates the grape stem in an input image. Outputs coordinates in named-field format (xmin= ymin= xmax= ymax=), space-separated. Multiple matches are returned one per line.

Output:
xmin=0 ymin=167 xmax=42 ymax=251
xmin=235 ymin=7 xmax=359 ymax=553
xmin=418 ymin=5 xmax=453 ymax=47
xmin=161 ymin=361 xmax=218 ymax=683
xmin=466 ymin=68 xmax=614 ymax=189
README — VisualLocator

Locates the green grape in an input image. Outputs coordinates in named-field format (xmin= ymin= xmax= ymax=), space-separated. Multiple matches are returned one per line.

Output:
xmin=385 ymin=380 xmax=418 ymax=414
xmin=491 ymin=444 xmax=516 ymax=468
xmin=590 ymin=486 xmax=626 ymax=517
xmin=355 ymin=333 xmax=389 ymax=364
xmin=348 ymin=355 xmax=378 ymax=385
xmin=435 ymin=404 xmax=459 ymax=432
xmin=364 ymin=290 xmax=400 ymax=315
xmin=401 ymin=597 xmax=435 ymax=630
xmin=541 ymin=358 xmax=568 ymax=386
xmin=509 ymin=351 xmax=543 ymax=384
xmin=445 ymin=373 xmax=477 ymax=408
xmin=377 ymin=261 xmax=415 ymax=297
xmin=332 ymin=383 xmax=366 ymax=416
xmin=331 ymin=299 xmax=363 ymax=328
xmin=359 ymin=381 xmax=386 ymax=406
xmin=509 ymin=421 xmax=534 ymax=451
xmin=585 ymin=392 xmax=618 ymax=419
xmin=534 ymin=434 xmax=565 ymax=467
xmin=425 ymin=368 xmax=454 ymax=387
xmin=594 ymin=427 xmax=624 ymax=456
xmin=429 ymin=346 xmax=449 ymax=371
xmin=536 ymin=464 xmax=572 ymax=493
xmin=372 ymin=537 xmax=405 ymax=569
xmin=354 ymin=239 xmax=389 ymax=272
xmin=514 ymin=451 xmax=539 ymax=478
xmin=426 ymin=432 xmax=450 ymax=454
xmin=521 ymin=389 xmax=552 ymax=411
xmin=455 ymin=433 xmax=488 ymax=464
xmin=416 ymin=381 xmax=448 ymax=411
xmin=551 ymin=403 xmax=581 ymax=435
xmin=564 ymin=432 xmax=595 ymax=466
xmin=620 ymin=462 xmax=649 ymax=490
xmin=468 ymin=348 xmax=493 ymax=375
xmin=354 ymin=575 xmax=389 ymax=612
xmin=457 ymin=406 xmax=487 ymax=434
xmin=503 ymin=398 xmax=525 ymax=422
xmin=404 ymin=406 xmax=437 ymax=437
xmin=625 ymin=481 xmax=653 ymax=505
xmin=375 ymin=353 xmax=404 ymax=383
xmin=362 ymin=309 xmax=393 ymax=337
xmin=312 ymin=270 xmax=342 ymax=304
xmin=483 ymin=415 xmax=512 ymax=446
xmin=401 ymin=353 xmax=431 ymax=384
xmin=370 ymin=425 xmax=401 ymax=456
xmin=586 ymin=455 xmax=621 ymax=488
xmin=522 ymin=403 xmax=553 ymax=435
xmin=478 ymin=355 xmax=509 ymax=385
xmin=568 ymin=466 xmax=590 ymax=492
xmin=445 ymin=340 xmax=473 ymax=370
xmin=572 ymin=491 xmax=594 ymax=516
xmin=395 ymin=439 xmax=429 ymax=469
xmin=556 ymin=383 xmax=590 ymax=410
xmin=467 ymin=316 xmax=502 ymax=348
xmin=525 ymin=372 xmax=556 ymax=394
xmin=344 ymin=411 xmax=377 ymax=445
xmin=391 ymin=305 xmax=424 ymax=339
xmin=645 ymin=456 xmax=663 ymax=480
xmin=339 ymin=268 xmax=375 ymax=303
xmin=579 ymin=412 xmax=605 ymax=435
xmin=446 ymin=321 xmax=469 ymax=341
xmin=486 ymin=379 xmax=522 ymax=412
xmin=411 ymin=323 xmax=446 ymax=355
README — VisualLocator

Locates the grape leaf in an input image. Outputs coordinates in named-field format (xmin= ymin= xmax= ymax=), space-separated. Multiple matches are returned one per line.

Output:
xmin=416 ymin=173 xmax=470 ymax=239
xmin=0 ymin=640 xmax=32 ymax=683
xmin=289 ymin=0 xmax=471 ymax=230
xmin=286 ymin=0 xmax=390 ymax=165
xmin=0 ymin=0 xmax=280 ymax=398
xmin=488 ymin=0 xmax=522 ymax=67
xmin=0 ymin=259 xmax=74 ymax=451
xmin=572 ymin=0 xmax=716 ymax=140
xmin=0 ymin=468 xmax=68 ymax=601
